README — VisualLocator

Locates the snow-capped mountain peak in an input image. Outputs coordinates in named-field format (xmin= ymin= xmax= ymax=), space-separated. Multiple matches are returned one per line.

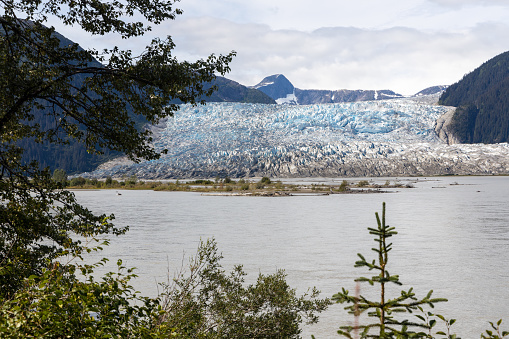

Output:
xmin=252 ymin=74 xmax=295 ymax=101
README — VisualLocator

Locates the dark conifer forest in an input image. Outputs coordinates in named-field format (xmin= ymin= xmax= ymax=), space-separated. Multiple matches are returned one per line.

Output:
xmin=439 ymin=51 xmax=509 ymax=143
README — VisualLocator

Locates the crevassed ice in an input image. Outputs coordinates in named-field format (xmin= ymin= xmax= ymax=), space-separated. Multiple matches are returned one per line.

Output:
xmin=83 ymin=100 xmax=509 ymax=178
xmin=156 ymin=100 xmax=446 ymax=152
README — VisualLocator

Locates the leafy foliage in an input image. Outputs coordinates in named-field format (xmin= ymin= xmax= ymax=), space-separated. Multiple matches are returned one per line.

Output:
xmin=0 ymin=158 xmax=124 ymax=298
xmin=0 ymin=239 xmax=329 ymax=338
xmin=438 ymin=50 xmax=509 ymax=143
xmin=333 ymin=203 xmax=449 ymax=338
xmin=51 ymin=168 xmax=67 ymax=185
xmin=482 ymin=319 xmax=509 ymax=339
xmin=260 ymin=176 xmax=272 ymax=184
xmin=158 ymin=239 xmax=331 ymax=338
xmin=0 ymin=0 xmax=234 ymax=298
xmin=0 ymin=260 xmax=168 ymax=338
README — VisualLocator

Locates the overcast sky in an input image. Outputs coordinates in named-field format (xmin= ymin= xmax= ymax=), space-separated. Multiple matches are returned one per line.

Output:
xmin=55 ymin=0 xmax=509 ymax=95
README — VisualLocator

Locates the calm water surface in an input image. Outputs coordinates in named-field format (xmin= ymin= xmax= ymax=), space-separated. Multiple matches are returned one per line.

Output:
xmin=74 ymin=176 xmax=509 ymax=338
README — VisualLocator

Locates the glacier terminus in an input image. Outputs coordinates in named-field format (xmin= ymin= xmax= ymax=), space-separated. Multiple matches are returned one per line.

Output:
xmin=85 ymin=98 xmax=509 ymax=179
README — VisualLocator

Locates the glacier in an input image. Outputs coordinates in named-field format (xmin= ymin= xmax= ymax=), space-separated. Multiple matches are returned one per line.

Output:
xmin=85 ymin=99 xmax=509 ymax=179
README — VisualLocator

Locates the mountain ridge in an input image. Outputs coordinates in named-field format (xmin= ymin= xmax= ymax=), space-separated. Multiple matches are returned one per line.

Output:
xmin=199 ymin=76 xmax=276 ymax=104
xmin=250 ymin=74 xmax=446 ymax=105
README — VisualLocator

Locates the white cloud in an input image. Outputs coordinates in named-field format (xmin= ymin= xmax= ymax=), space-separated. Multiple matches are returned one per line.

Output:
xmin=175 ymin=1 xmax=420 ymax=31
xmin=175 ymin=0 xmax=509 ymax=31
xmin=48 ymin=0 xmax=509 ymax=96
xmin=427 ymin=0 xmax=508 ymax=8
xmin=159 ymin=17 xmax=509 ymax=95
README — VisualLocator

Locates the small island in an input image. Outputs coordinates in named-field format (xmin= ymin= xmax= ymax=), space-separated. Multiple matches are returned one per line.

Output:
xmin=63 ymin=175 xmax=415 ymax=196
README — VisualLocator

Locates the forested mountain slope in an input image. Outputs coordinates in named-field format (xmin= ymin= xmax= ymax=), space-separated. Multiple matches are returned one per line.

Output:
xmin=18 ymin=30 xmax=118 ymax=174
xmin=21 ymin=32 xmax=273 ymax=174
xmin=439 ymin=51 xmax=509 ymax=143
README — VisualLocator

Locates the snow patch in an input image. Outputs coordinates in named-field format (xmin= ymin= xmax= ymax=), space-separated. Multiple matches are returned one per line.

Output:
xmin=254 ymin=81 xmax=274 ymax=89
xmin=275 ymin=91 xmax=298 ymax=105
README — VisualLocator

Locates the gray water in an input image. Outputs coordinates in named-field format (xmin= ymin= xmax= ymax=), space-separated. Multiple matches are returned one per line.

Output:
xmin=74 ymin=176 xmax=509 ymax=338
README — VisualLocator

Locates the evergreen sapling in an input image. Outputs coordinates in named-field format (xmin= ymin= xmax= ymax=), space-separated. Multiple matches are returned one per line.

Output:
xmin=333 ymin=202 xmax=451 ymax=338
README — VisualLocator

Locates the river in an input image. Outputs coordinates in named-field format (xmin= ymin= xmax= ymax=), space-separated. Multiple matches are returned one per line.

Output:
xmin=74 ymin=176 xmax=509 ymax=338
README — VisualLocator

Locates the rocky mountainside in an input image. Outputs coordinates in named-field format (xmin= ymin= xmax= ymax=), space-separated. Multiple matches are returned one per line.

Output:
xmin=414 ymin=85 xmax=448 ymax=97
xmin=252 ymin=74 xmax=295 ymax=103
xmin=252 ymin=74 xmax=405 ymax=105
xmin=82 ymin=99 xmax=509 ymax=179
xmin=294 ymin=88 xmax=402 ymax=105
xmin=439 ymin=50 xmax=509 ymax=144
xmin=193 ymin=76 xmax=276 ymax=104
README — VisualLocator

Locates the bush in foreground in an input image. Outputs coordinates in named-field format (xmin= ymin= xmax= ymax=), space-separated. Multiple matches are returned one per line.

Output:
xmin=0 ymin=239 xmax=330 ymax=338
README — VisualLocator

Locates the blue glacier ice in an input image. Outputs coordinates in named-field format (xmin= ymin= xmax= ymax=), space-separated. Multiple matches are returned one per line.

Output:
xmin=84 ymin=100 xmax=509 ymax=178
